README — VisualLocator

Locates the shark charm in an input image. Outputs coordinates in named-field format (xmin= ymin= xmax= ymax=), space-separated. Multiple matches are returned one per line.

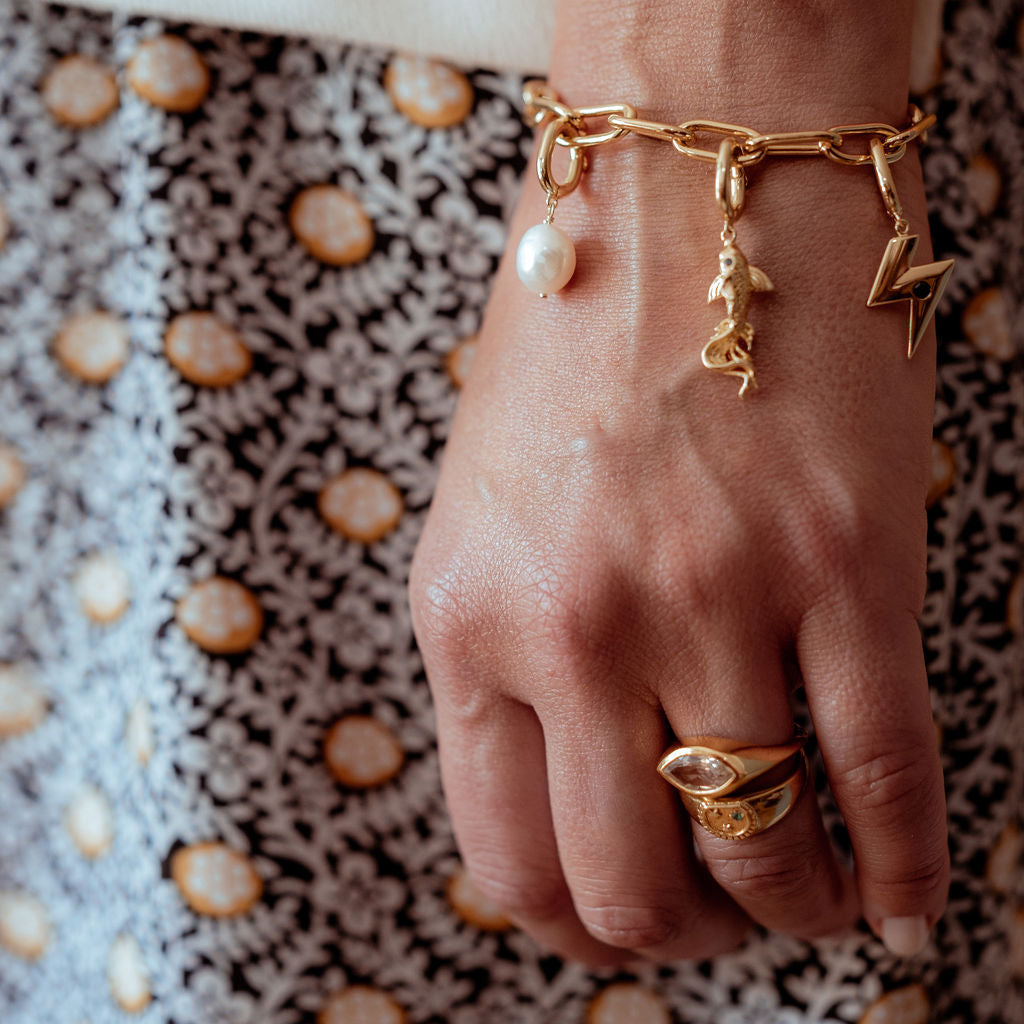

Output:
xmin=704 ymin=239 xmax=774 ymax=398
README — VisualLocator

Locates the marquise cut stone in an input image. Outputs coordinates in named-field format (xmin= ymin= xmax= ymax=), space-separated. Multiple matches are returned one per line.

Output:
xmin=664 ymin=752 xmax=738 ymax=793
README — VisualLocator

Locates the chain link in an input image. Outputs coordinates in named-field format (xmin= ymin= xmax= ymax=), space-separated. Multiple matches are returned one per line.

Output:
xmin=535 ymin=116 xmax=585 ymax=199
xmin=672 ymin=120 xmax=763 ymax=165
xmin=606 ymin=114 xmax=694 ymax=145
xmin=523 ymin=80 xmax=934 ymax=174
xmin=552 ymin=102 xmax=638 ymax=147
xmin=743 ymin=129 xmax=843 ymax=159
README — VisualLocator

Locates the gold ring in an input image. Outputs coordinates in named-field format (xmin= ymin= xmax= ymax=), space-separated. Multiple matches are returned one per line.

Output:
xmin=675 ymin=752 xmax=808 ymax=840
xmin=657 ymin=732 xmax=808 ymax=840
xmin=657 ymin=731 xmax=806 ymax=798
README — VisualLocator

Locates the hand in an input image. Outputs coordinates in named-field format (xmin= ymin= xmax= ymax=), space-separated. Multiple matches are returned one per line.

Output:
xmin=410 ymin=1 xmax=949 ymax=965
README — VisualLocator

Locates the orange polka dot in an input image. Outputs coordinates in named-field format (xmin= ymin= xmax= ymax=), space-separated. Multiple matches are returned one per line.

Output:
xmin=127 ymin=35 xmax=210 ymax=112
xmin=859 ymin=984 xmax=930 ymax=1024
xmin=385 ymin=55 xmax=473 ymax=128
xmin=54 ymin=311 xmax=130 ymax=384
xmin=446 ymin=866 xmax=512 ymax=931
xmin=42 ymin=55 xmax=118 ymax=127
xmin=0 ymin=891 xmax=51 ymax=959
xmin=318 ymin=986 xmax=406 ymax=1024
xmin=74 ymin=552 xmax=131 ymax=624
xmin=318 ymin=468 xmax=403 ymax=544
xmin=927 ymin=439 xmax=955 ymax=507
xmin=987 ymin=823 xmax=1022 ymax=894
xmin=0 ymin=663 xmax=48 ymax=738
xmin=445 ymin=336 xmax=478 ymax=389
xmin=107 ymin=933 xmax=152 ymax=1013
xmin=290 ymin=185 xmax=375 ymax=267
xmin=65 ymin=783 xmax=115 ymax=859
xmin=0 ymin=442 xmax=27 ymax=509
xmin=176 ymin=577 xmax=263 ymax=654
xmin=171 ymin=842 xmax=263 ymax=917
xmin=966 ymin=152 xmax=1002 ymax=217
xmin=165 ymin=312 xmax=251 ymax=387
xmin=324 ymin=715 xmax=404 ymax=788
xmin=963 ymin=288 xmax=1014 ymax=362
xmin=587 ymin=983 xmax=671 ymax=1024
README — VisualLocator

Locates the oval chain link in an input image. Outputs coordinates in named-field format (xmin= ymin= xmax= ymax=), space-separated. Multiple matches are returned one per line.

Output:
xmin=552 ymin=102 xmax=639 ymax=148
xmin=535 ymin=117 xmax=585 ymax=199
xmin=821 ymin=123 xmax=904 ymax=165
xmin=715 ymin=140 xmax=746 ymax=222
xmin=885 ymin=109 xmax=936 ymax=151
xmin=672 ymin=120 xmax=763 ymax=165
xmin=606 ymin=114 xmax=695 ymax=146
xmin=522 ymin=79 xmax=576 ymax=127
xmin=524 ymin=82 xmax=932 ymax=172
xmin=743 ymin=129 xmax=843 ymax=159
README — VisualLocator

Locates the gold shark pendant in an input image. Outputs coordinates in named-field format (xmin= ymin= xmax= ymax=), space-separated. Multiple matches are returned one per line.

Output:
xmin=704 ymin=238 xmax=774 ymax=398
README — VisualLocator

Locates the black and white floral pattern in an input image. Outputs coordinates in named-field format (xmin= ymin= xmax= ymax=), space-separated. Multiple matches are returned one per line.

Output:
xmin=0 ymin=2 xmax=1021 ymax=1022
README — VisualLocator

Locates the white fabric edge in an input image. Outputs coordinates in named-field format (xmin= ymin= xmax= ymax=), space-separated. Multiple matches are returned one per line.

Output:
xmin=52 ymin=0 xmax=556 ymax=72
xmin=43 ymin=0 xmax=944 ymax=85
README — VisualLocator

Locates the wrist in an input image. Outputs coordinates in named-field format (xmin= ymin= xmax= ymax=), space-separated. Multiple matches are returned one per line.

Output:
xmin=504 ymin=89 xmax=936 ymax=426
xmin=548 ymin=0 xmax=915 ymax=124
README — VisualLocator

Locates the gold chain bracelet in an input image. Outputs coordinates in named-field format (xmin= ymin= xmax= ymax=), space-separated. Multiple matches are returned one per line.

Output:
xmin=515 ymin=80 xmax=955 ymax=397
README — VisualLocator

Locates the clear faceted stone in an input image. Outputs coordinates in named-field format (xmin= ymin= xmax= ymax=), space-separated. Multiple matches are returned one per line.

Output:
xmin=665 ymin=752 xmax=737 ymax=793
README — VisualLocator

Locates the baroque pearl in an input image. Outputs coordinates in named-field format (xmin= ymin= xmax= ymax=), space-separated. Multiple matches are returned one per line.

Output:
xmin=516 ymin=222 xmax=576 ymax=296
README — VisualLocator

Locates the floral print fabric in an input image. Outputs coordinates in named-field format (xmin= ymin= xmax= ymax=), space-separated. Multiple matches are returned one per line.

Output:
xmin=0 ymin=2 xmax=1021 ymax=1022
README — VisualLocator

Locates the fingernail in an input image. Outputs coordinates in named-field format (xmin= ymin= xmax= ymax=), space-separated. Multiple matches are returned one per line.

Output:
xmin=880 ymin=916 xmax=929 ymax=957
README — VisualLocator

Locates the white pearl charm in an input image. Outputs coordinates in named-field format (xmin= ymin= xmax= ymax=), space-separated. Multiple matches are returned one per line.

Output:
xmin=516 ymin=222 xmax=576 ymax=296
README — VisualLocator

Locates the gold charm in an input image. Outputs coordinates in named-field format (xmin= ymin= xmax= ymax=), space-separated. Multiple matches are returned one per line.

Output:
xmin=704 ymin=140 xmax=773 ymax=398
xmin=866 ymin=234 xmax=955 ymax=358
xmin=516 ymin=117 xmax=583 ymax=297
xmin=866 ymin=137 xmax=954 ymax=357
xmin=705 ymin=236 xmax=774 ymax=397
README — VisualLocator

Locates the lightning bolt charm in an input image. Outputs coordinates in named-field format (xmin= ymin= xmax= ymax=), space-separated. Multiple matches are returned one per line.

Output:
xmin=866 ymin=234 xmax=955 ymax=358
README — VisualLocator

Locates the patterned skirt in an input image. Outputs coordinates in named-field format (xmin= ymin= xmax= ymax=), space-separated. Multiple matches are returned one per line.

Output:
xmin=0 ymin=2 xmax=1021 ymax=1022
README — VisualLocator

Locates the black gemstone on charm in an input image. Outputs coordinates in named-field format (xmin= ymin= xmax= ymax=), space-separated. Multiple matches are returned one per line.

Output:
xmin=912 ymin=281 xmax=932 ymax=299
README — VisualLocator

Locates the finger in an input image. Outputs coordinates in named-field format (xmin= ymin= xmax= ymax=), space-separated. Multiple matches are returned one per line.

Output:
xmin=433 ymin=689 xmax=632 ymax=967
xmin=800 ymin=603 xmax=949 ymax=957
xmin=542 ymin=694 xmax=750 ymax=960
xmin=661 ymin=627 xmax=861 ymax=940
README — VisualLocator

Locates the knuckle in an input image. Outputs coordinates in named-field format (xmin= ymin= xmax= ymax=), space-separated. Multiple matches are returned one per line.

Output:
xmin=511 ymin=555 xmax=625 ymax=674
xmin=868 ymin=850 xmax=951 ymax=907
xmin=410 ymin=543 xmax=597 ymax=664
xmin=408 ymin=550 xmax=492 ymax=657
xmin=792 ymin=499 xmax=870 ymax=591
xmin=464 ymin=863 xmax=569 ymax=923
xmin=792 ymin=480 xmax=926 ymax=611
xmin=667 ymin=560 xmax=723 ymax=620
xmin=834 ymin=742 xmax=940 ymax=818
xmin=514 ymin=566 xmax=581 ymax=648
xmin=575 ymin=896 xmax=680 ymax=951
xmin=832 ymin=743 xmax=950 ymax=903
xmin=660 ymin=528 xmax=747 ymax=621
xmin=708 ymin=847 xmax=824 ymax=904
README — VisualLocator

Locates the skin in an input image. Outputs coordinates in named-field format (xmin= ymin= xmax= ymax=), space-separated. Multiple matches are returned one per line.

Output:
xmin=410 ymin=0 xmax=950 ymax=965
